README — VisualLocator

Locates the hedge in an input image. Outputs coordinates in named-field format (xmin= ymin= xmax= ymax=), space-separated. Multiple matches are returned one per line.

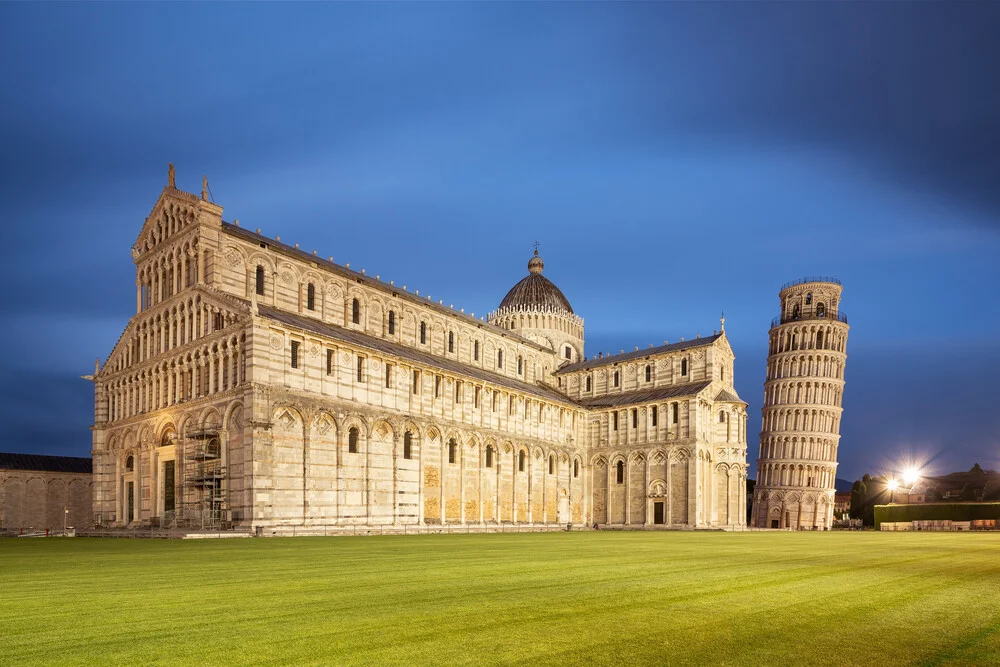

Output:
xmin=874 ymin=502 xmax=1000 ymax=528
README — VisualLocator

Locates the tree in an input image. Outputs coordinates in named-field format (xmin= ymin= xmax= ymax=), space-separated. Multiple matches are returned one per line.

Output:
xmin=850 ymin=480 xmax=866 ymax=520
xmin=970 ymin=463 xmax=985 ymax=475
xmin=960 ymin=484 xmax=977 ymax=501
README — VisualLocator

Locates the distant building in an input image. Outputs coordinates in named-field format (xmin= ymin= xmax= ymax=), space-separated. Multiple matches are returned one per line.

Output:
xmin=0 ymin=453 xmax=92 ymax=533
xmin=87 ymin=169 xmax=750 ymax=531
xmin=833 ymin=493 xmax=851 ymax=516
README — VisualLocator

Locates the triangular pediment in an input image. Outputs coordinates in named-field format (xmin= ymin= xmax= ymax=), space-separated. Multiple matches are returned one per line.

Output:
xmin=132 ymin=179 xmax=223 ymax=261
xmin=97 ymin=284 xmax=249 ymax=381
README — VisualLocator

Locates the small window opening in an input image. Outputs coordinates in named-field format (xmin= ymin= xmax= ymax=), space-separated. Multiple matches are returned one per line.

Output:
xmin=348 ymin=427 xmax=359 ymax=453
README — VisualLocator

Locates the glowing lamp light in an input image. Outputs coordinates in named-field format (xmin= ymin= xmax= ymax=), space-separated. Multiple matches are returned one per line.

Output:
xmin=887 ymin=479 xmax=899 ymax=492
xmin=903 ymin=468 xmax=919 ymax=486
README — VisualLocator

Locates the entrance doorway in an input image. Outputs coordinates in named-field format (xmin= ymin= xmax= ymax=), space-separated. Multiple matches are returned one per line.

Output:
xmin=771 ymin=519 xmax=779 ymax=529
xmin=653 ymin=501 xmax=665 ymax=525
xmin=127 ymin=481 xmax=134 ymax=523
xmin=164 ymin=460 xmax=176 ymax=513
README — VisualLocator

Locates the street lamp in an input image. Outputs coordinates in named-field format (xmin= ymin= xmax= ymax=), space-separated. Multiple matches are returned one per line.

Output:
xmin=903 ymin=468 xmax=919 ymax=487
xmin=887 ymin=479 xmax=898 ymax=504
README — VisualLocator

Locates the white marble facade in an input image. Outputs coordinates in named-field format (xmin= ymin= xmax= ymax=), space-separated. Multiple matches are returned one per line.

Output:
xmin=90 ymin=172 xmax=748 ymax=530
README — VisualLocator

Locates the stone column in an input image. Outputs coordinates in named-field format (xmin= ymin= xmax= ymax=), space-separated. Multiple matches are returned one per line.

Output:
xmin=302 ymin=425 xmax=310 ymax=526
xmin=392 ymin=433 xmax=399 ymax=526
xmin=216 ymin=352 xmax=224 ymax=394
xmin=439 ymin=441 xmax=446 ymax=524
xmin=459 ymin=443 xmax=466 ymax=525
xmin=644 ymin=452 xmax=651 ymax=526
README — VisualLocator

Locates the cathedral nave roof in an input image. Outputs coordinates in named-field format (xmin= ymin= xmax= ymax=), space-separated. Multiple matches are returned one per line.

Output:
xmin=257 ymin=305 xmax=576 ymax=407
xmin=223 ymin=222 xmax=551 ymax=354
xmin=555 ymin=334 xmax=723 ymax=374
xmin=575 ymin=380 xmax=712 ymax=408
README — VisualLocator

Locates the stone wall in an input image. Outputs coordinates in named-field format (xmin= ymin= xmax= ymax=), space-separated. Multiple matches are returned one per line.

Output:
xmin=0 ymin=469 xmax=92 ymax=533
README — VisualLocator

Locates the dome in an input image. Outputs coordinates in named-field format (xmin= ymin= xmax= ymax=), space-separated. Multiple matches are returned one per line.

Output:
xmin=497 ymin=250 xmax=574 ymax=314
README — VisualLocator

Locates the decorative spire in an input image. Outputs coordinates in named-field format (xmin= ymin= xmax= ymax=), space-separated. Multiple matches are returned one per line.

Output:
xmin=720 ymin=311 xmax=726 ymax=332
xmin=528 ymin=243 xmax=544 ymax=274
xmin=167 ymin=163 xmax=176 ymax=188
xmin=201 ymin=175 xmax=209 ymax=201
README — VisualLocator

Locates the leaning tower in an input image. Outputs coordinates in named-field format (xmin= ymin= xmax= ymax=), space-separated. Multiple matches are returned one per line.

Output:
xmin=752 ymin=278 xmax=849 ymax=529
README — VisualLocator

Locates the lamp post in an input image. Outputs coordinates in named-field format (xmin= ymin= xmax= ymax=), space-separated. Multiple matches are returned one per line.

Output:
xmin=887 ymin=479 xmax=898 ymax=504
xmin=63 ymin=507 xmax=69 ymax=533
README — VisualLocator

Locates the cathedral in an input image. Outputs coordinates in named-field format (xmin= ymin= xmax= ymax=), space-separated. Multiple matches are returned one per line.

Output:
xmin=90 ymin=169 xmax=749 ymax=532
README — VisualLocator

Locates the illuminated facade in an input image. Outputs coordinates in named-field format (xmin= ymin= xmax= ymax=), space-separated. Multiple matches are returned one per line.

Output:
xmin=90 ymin=169 xmax=748 ymax=531
xmin=751 ymin=279 xmax=849 ymax=529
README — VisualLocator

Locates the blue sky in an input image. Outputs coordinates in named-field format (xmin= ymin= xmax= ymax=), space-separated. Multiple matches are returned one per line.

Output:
xmin=1 ymin=3 xmax=997 ymax=481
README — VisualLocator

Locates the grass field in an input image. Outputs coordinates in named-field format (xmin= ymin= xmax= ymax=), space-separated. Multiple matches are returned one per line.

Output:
xmin=2 ymin=532 xmax=999 ymax=666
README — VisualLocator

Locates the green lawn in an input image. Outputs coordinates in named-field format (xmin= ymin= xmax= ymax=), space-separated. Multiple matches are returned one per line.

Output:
xmin=2 ymin=532 xmax=999 ymax=666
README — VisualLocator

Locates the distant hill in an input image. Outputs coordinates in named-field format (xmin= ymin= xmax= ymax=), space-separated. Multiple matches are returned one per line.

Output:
xmin=835 ymin=478 xmax=854 ymax=494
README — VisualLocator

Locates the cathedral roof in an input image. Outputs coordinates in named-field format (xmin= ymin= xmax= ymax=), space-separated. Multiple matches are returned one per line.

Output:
xmin=0 ymin=452 xmax=92 ymax=474
xmin=576 ymin=381 xmax=712 ymax=408
xmin=256 ymin=305 xmax=576 ymax=407
xmin=714 ymin=388 xmax=744 ymax=403
xmin=221 ymin=222 xmax=552 ymax=353
xmin=555 ymin=334 xmax=723 ymax=374
xmin=497 ymin=250 xmax=574 ymax=314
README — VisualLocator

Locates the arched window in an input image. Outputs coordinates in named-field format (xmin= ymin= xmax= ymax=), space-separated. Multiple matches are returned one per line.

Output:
xmin=388 ymin=311 xmax=395 ymax=335
xmin=307 ymin=283 xmax=315 ymax=310
xmin=517 ymin=356 xmax=523 ymax=375
xmin=403 ymin=431 xmax=412 ymax=460
xmin=816 ymin=303 xmax=826 ymax=317
xmin=681 ymin=359 xmax=688 ymax=376
xmin=420 ymin=321 xmax=426 ymax=344
xmin=448 ymin=439 xmax=457 ymax=464
xmin=255 ymin=265 xmax=265 ymax=296
xmin=613 ymin=370 xmax=620 ymax=387
xmin=806 ymin=293 xmax=813 ymax=305
xmin=616 ymin=460 xmax=624 ymax=484
xmin=498 ymin=350 xmax=504 ymax=369
xmin=474 ymin=340 xmax=479 ymax=361
xmin=645 ymin=365 xmax=651 ymax=382
xmin=573 ymin=459 xmax=579 ymax=478
xmin=816 ymin=330 xmax=823 ymax=348
xmin=564 ymin=346 xmax=572 ymax=360
xmin=351 ymin=298 xmax=360 ymax=324
xmin=125 ymin=455 xmax=134 ymax=471
xmin=448 ymin=331 xmax=454 ymax=353
xmin=548 ymin=454 xmax=554 ymax=474
xmin=348 ymin=427 xmax=359 ymax=453
xmin=486 ymin=446 xmax=494 ymax=468
xmin=518 ymin=450 xmax=525 ymax=472
xmin=719 ymin=410 xmax=726 ymax=423
xmin=586 ymin=376 xmax=592 ymax=392
xmin=792 ymin=304 xmax=800 ymax=318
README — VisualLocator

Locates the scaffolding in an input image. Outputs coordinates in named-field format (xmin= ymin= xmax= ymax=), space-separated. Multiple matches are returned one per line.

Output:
xmin=180 ymin=426 xmax=231 ymax=530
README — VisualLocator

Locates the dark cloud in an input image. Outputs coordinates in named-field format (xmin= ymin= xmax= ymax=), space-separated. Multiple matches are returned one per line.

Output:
xmin=610 ymin=3 xmax=1000 ymax=225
